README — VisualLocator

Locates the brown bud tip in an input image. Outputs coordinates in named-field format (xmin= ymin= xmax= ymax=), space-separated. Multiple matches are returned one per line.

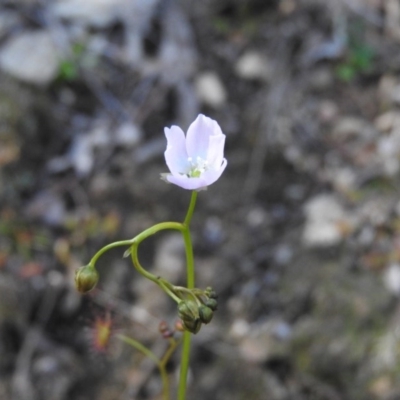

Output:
xmin=175 ymin=320 xmax=185 ymax=332
xmin=162 ymin=330 xmax=174 ymax=339
xmin=159 ymin=320 xmax=169 ymax=334
xmin=74 ymin=265 xmax=99 ymax=293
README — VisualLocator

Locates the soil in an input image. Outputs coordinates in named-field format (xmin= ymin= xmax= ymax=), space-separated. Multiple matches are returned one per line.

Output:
xmin=1 ymin=1 xmax=400 ymax=399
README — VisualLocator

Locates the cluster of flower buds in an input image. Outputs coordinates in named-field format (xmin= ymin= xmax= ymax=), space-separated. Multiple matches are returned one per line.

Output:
xmin=177 ymin=286 xmax=218 ymax=334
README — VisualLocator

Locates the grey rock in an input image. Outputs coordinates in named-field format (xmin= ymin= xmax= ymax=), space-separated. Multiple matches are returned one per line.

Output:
xmin=0 ymin=31 xmax=60 ymax=85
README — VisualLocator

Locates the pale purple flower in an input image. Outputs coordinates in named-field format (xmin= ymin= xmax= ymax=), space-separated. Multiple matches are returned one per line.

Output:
xmin=162 ymin=114 xmax=227 ymax=190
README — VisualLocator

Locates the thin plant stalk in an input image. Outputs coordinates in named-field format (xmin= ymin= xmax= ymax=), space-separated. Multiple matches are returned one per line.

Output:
xmin=178 ymin=190 xmax=198 ymax=400
xmin=117 ymin=334 xmax=175 ymax=400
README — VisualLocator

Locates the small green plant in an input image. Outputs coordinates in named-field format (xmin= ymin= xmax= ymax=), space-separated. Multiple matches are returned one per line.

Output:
xmin=57 ymin=42 xmax=86 ymax=82
xmin=336 ymin=21 xmax=375 ymax=82
xmin=336 ymin=42 xmax=374 ymax=82
xmin=74 ymin=114 xmax=227 ymax=400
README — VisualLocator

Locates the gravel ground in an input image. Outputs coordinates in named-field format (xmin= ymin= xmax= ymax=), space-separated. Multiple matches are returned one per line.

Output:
xmin=1 ymin=1 xmax=400 ymax=399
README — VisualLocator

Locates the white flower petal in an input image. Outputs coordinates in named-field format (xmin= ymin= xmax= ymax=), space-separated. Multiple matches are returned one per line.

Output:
xmin=186 ymin=114 xmax=210 ymax=160
xmin=164 ymin=126 xmax=190 ymax=175
xmin=201 ymin=158 xmax=227 ymax=186
xmin=167 ymin=174 xmax=208 ymax=190
xmin=162 ymin=114 xmax=227 ymax=190
xmin=207 ymin=133 xmax=225 ymax=169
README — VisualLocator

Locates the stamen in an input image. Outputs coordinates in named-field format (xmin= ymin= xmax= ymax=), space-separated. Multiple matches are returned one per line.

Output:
xmin=186 ymin=156 xmax=209 ymax=178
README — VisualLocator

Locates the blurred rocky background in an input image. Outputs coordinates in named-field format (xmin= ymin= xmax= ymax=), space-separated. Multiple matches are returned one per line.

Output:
xmin=1 ymin=0 xmax=400 ymax=399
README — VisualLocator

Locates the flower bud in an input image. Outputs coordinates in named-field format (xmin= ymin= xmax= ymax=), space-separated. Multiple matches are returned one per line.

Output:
xmin=205 ymin=286 xmax=218 ymax=299
xmin=182 ymin=318 xmax=202 ymax=334
xmin=159 ymin=321 xmax=173 ymax=339
xmin=174 ymin=320 xmax=185 ymax=332
xmin=178 ymin=300 xmax=202 ymax=334
xmin=75 ymin=264 xmax=99 ymax=293
xmin=205 ymin=298 xmax=218 ymax=311
xmin=178 ymin=300 xmax=199 ymax=321
xmin=199 ymin=305 xmax=213 ymax=324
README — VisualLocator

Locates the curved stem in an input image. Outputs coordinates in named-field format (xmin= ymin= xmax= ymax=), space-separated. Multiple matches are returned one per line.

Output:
xmin=117 ymin=334 xmax=160 ymax=365
xmin=178 ymin=191 xmax=198 ymax=400
xmin=130 ymin=242 xmax=182 ymax=304
xmin=134 ymin=222 xmax=184 ymax=244
xmin=89 ymin=222 xmax=183 ymax=269
xmin=90 ymin=239 xmax=134 ymax=267
xmin=160 ymin=337 xmax=181 ymax=368
xmin=117 ymin=334 xmax=171 ymax=400
xmin=130 ymin=241 xmax=159 ymax=284
xmin=158 ymin=279 xmax=181 ymax=303
xmin=129 ymin=221 xmax=185 ymax=295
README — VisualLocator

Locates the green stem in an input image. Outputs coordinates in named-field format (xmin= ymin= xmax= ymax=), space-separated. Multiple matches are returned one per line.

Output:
xmin=90 ymin=239 xmax=134 ymax=267
xmin=90 ymin=222 xmax=183 ymax=270
xmin=117 ymin=334 xmax=171 ymax=400
xmin=158 ymin=279 xmax=182 ymax=303
xmin=184 ymin=191 xmax=198 ymax=227
xmin=130 ymin=242 xmax=182 ymax=304
xmin=178 ymin=191 xmax=198 ymax=400
xmin=132 ymin=224 xmax=183 ymax=278
xmin=130 ymin=241 xmax=159 ymax=284
xmin=160 ymin=338 xmax=181 ymax=368
xmin=129 ymin=221 xmax=184 ymax=295
xmin=117 ymin=334 xmax=160 ymax=365
xmin=134 ymin=222 xmax=184 ymax=244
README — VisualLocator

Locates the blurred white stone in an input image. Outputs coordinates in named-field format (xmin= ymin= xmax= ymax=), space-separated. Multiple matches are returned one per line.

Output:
xmin=358 ymin=197 xmax=393 ymax=226
xmin=229 ymin=318 xmax=251 ymax=340
xmin=195 ymin=72 xmax=227 ymax=108
xmin=246 ymin=206 xmax=269 ymax=228
xmin=303 ymin=194 xmax=354 ymax=247
xmin=331 ymin=167 xmax=357 ymax=192
xmin=357 ymin=226 xmax=375 ymax=246
xmin=116 ymin=121 xmax=142 ymax=146
xmin=25 ymin=190 xmax=66 ymax=226
xmin=383 ymin=263 xmax=400 ymax=295
xmin=378 ymin=75 xmax=398 ymax=106
xmin=154 ymin=233 xmax=184 ymax=282
xmin=158 ymin=4 xmax=197 ymax=83
xmin=238 ymin=320 xmax=290 ymax=363
xmin=0 ymin=31 xmax=60 ymax=85
xmin=53 ymin=0 xmax=160 ymax=29
xmin=309 ymin=67 xmax=333 ymax=90
xmin=375 ymin=111 xmax=400 ymax=132
xmin=274 ymin=244 xmax=293 ymax=265
xmin=377 ymin=129 xmax=400 ymax=175
xmin=70 ymin=135 xmax=93 ymax=177
xmin=235 ymin=51 xmax=271 ymax=81
xmin=333 ymin=116 xmax=374 ymax=140
xmin=318 ymin=100 xmax=339 ymax=123
xmin=391 ymin=84 xmax=400 ymax=105
xmin=373 ymin=330 xmax=399 ymax=371
xmin=51 ymin=0 xmax=131 ymax=27
xmin=303 ymin=222 xmax=342 ymax=247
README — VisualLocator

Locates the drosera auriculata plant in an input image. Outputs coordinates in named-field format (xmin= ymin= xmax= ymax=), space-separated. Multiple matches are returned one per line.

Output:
xmin=74 ymin=114 xmax=227 ymax=400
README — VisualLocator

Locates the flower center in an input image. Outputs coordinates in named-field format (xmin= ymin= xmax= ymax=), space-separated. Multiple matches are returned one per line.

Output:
xmin=187 ymin=156 xmax=209 ymax=178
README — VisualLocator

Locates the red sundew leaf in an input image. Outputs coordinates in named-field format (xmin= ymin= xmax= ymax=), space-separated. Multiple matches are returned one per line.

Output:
xmin=18 ymin=262 xmax=44 ymax=278
xmin=361 ymin=252 xmax=389 ymax=271
xmin=0 ymin=251 xmax=8 ymax=269
xmin=91 ymin=312 xmax=114 ymax=354
xmin=15 ymin=230 xmax=33 ymax=246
